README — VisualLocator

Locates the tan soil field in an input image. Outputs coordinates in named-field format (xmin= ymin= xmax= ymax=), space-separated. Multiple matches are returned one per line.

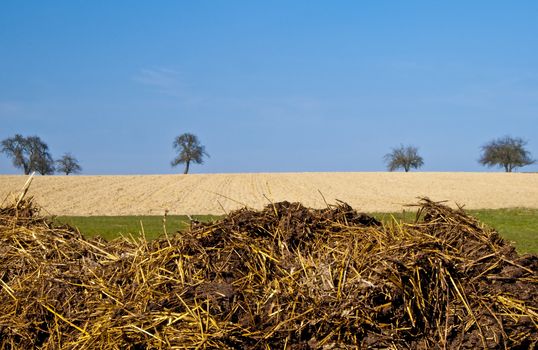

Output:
xmin=1 ymin=172 xmax=537 ymax=216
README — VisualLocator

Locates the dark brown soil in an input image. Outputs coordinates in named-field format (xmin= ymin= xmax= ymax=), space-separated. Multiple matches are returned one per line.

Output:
xmin=0 ymin=198 xmax=536 ymax=349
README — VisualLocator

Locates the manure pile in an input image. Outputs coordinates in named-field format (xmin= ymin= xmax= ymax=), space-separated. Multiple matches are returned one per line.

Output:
xmin=0 ymin=198 xmax=537 ymax=349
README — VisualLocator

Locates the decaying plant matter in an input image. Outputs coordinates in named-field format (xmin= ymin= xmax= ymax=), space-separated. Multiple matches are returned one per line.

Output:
xmin=0 ymin=197 xmax=536 ymax=349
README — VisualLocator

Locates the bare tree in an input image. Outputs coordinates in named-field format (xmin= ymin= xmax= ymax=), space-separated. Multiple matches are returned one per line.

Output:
xmin=479 ymin=136 xmax=534 ymax=172
xmin=33 ymin=152 xmax=55 ymax=175
xmin=27 ymin=136 xmax=55 ymax=175
xmin=1 ymin=134 xmax=31 ymax=174
xmin=384 ymin=145 xmax=424 ymax=172
xmin=56 ymin=153 xmax=82 ymax=175
xmin=171 ymin=133 xmax=209 ymax=174
xmin=1 ymin=134 xmax=55 ymax=174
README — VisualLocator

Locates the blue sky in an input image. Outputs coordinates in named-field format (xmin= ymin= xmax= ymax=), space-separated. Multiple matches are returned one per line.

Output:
xmin=1 ymin=1 xmax=537 ymax=174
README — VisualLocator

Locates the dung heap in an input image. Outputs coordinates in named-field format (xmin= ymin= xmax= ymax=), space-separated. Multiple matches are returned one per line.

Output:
xmin=0 ymin=198 xmax=536 ymax=349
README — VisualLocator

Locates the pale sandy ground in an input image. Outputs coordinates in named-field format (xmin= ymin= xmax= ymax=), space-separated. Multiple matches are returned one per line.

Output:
xmin=1 ymin=172 xmax=537 ymax=216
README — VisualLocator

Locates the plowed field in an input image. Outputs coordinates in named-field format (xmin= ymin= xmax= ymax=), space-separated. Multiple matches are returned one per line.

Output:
xmin=1 ymin=172 xmax=537 ymax=215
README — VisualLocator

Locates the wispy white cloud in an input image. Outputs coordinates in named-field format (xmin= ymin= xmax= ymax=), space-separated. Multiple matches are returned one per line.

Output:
xmin=134 ymin=68 xmax=180 ymax=88
xmin=132 ymin=67 xmax=328 ymax=114
xmin=133 ymin=67 xmax=190 ymax=98
xmin=132 ymin=67 xmax=212 ymax=107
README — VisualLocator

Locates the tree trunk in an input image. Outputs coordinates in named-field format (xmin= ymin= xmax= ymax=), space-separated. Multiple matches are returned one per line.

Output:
xmin=184 ymin=161 xmax=190 ymax=174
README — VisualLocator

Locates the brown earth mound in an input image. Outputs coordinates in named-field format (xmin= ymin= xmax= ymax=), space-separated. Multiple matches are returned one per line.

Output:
xmin=0 ymin=198 xmax=537 ymax=349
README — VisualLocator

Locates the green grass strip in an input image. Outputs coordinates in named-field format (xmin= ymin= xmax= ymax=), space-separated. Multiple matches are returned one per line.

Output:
xmin=54 ymin=208 xmax=538 ymax=254
xmin=468 ymin=208 xmax=538 ymax=254
xmin=55 ymin=215 xmax=219 ymax=241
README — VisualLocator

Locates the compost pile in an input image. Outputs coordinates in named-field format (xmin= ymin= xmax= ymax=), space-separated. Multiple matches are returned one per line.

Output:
xmin=0 ymin=198 xmax=537 ymax=349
